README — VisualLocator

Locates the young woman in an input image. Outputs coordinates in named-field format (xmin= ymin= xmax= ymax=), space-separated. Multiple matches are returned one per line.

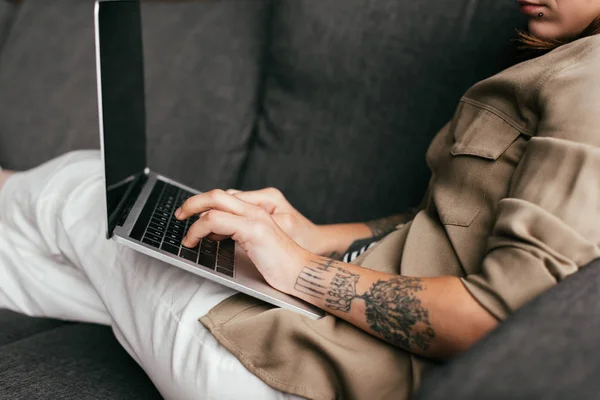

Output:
xmin=1 ymin=1 xmax=600 ymax=399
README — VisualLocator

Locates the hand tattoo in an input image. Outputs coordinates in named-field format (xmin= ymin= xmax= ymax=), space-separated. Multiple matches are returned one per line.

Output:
xmin=294 ymin=258 xmax=435 ymax=351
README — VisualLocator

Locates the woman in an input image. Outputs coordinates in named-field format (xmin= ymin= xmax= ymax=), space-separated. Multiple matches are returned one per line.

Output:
xmin=1 ymin=1 xmax=600 ymax=399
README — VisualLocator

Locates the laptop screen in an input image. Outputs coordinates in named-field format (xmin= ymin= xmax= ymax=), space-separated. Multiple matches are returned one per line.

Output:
xmin=95 ymin=0 xmax=147 ymax=237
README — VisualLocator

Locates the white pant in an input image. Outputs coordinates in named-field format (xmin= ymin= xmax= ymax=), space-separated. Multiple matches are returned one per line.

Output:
xmin=0 ymin=151 xmax=300 ymax=400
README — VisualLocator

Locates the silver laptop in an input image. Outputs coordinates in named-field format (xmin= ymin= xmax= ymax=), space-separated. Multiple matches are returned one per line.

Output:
xmin=94 ymin=0 xmax=322 ymax=320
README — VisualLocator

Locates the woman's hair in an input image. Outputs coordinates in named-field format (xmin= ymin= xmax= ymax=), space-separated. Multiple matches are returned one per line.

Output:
xmin=517 ymin=16 xmax=600 ymax=52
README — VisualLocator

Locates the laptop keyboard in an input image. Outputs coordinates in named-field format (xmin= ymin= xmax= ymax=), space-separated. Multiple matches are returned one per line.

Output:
xmin=129 ymin=181 xmax=236 ymax=277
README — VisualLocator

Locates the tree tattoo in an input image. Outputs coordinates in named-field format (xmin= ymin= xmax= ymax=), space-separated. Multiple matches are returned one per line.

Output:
xmin=361 ymin=278 xmax=435 ymax=350
xmin=294 ymin=258 xmax=435 ymax=351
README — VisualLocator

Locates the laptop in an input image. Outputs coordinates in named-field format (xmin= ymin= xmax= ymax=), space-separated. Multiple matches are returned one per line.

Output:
xmin=94 ymin=0 xmax=323 ymax=320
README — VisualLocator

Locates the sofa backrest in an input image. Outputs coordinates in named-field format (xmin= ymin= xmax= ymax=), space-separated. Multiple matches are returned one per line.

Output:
xmin=0 ymin=0 xmax=16 ymax=53
xmin=238 ymin=0 xmax=526 ymax=223
xmin=0 ymin=0 xmax=270 ymax=191
xmin=0 ymin=0 xmax=526 ymax=224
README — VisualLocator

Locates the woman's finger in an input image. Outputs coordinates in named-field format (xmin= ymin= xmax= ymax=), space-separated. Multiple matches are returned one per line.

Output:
xmin=231 ymin=187 xmax=285 ymax=213
xmin=206 ymin=233 xmax=229 ymax=242
xmin=176 ymin=189 xmax=253 ymax=220
xmin=226 ymin=189 xmax=242 ymax=195
xmin=182 ymin=209 xmax=246 ymax=248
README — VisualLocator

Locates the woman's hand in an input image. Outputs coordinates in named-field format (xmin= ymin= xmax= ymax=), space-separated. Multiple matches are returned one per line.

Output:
xmin=223 ymin=188 xmax=325 ymax=254
xmin=174 ymin=189 xmax=309 ymax=293
xmin=223 ymin=187 xmax=394 ymax=259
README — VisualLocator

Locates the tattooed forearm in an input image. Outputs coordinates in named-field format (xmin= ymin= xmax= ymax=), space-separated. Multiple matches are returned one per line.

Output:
xmin=294 ymin=258 xmax=435 ymax=352
xmin=365 ymin=214 xmax=407 ymax=238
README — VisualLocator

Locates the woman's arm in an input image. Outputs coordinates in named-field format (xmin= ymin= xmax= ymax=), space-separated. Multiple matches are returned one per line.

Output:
xmin=285 ymin=254 xmax=497 ymax=359
xmin=459 ymin=48 xmax=600 ymax=321
xmin=175 ymin=190 xmax=496 ymax=360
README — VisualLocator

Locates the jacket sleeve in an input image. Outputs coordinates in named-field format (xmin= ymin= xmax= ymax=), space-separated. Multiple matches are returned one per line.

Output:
xmin=461 ymin=51 xmax=600 ymax=320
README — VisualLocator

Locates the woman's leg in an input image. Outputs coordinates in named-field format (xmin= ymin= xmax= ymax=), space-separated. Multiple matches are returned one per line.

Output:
xmin=0 ymin=154 xmax=110 ymax=323
xmin=0 ymin=151 xmax=299 ymax=400
xmin=0 ymin=170 xmax=14 ymax=192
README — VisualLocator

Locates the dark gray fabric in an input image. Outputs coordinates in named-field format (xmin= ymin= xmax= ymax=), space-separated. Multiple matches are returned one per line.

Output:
xmin=0 ymin=0 xmax=17 ymax=55
xmin=240 ymin=0 xmax=526 ymax=224
xmin=0 ymin=0 xmax=99 ymax=171
xmin=5 ymin=1 xmax=584 ymax=399
xmin=0 ymin=309 xmax=65 ymax=347
xmin=0 ymin=0 xmax=269 ymax=191
xmin=416 ymin=259 xmax=600 ymax=400
xmin=142 ymin=0 xmax=270 ymax=190
xmin=0 ymin=323 xmax=162 ymax=399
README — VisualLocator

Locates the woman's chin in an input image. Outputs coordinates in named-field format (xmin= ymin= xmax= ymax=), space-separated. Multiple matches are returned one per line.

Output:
xmin=527 ymin=22 xmax=557 ymax=40
xmin=528 ymin=21 xmax=578 ymax=42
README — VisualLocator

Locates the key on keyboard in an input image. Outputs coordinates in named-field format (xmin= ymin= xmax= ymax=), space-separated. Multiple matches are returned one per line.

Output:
xmin=130 ymin=181 xmax=235 ymax=277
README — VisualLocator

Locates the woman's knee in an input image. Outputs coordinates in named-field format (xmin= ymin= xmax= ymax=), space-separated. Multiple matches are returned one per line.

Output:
xmin=1 ymin=150 xmax=104 ymax=255
xmin=38 ymin=150 xmax=101 ymax=175
xmin=0 ymin=170 xmax=15 ymax=193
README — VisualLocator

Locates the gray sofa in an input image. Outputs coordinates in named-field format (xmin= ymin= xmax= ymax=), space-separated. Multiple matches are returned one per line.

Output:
xmin=1 ymin=0 xmax=598 ymax=398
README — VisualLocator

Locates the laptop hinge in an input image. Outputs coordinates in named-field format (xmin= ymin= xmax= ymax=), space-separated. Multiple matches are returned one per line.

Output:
xmin=108 ymin=171 xmax=148 ymax=237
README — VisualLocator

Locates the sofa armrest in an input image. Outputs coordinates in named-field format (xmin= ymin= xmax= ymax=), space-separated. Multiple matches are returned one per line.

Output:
xmin=416 ymin=258 xmax=600 ymax=399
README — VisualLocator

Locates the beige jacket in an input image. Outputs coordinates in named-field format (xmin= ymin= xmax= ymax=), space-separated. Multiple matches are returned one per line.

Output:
xmin=200 ymin=35 xmax=600 ymax=400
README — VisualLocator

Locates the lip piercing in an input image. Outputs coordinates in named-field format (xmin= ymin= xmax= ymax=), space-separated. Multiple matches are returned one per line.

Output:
xmin=538 ymin=12 xmax=544 ymax=17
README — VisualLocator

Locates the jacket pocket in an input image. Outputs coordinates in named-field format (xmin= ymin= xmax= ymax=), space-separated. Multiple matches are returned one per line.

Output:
xmin=433 ymin=101 xmax=523 ymax=227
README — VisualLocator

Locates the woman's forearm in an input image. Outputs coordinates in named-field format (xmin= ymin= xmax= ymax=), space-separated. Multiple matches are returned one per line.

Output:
xmin=286 ymin=254 xmax=498 ymax=359
xmin=315 ymin=214 xmax=411 ymax=259
xmin=314 ymin=223 xmax=372 ymax=258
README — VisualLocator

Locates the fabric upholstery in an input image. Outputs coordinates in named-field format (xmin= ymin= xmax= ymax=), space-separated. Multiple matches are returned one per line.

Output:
xmin=2 ymin=0 xmax=586 ymax=399
xmin=0 ymin=0 xmax=270 ymax=191
xmin=416 ymin=259 xmax=600 ymax=400
xmin=0 ymin=0 xmax=16 ymax=54
xmin=0 ymin=322 xmax=162 ymax=399
xmin=0 ymin=309 xmax=65 ymax=347
xmin=240 ymin=0 xmax=526 ymax=224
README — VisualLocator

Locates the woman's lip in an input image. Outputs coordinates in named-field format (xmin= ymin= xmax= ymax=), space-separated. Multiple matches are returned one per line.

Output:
xmin=519 ymin=3 xmax=544 ymax=15
xmin=517 ymin=0 xmax=541 ymax=6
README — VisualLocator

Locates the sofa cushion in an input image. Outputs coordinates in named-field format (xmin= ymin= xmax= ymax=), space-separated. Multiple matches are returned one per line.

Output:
xmin=0 ymin=0 xmax=270 ymax=190
xmin=0 ymin=323 xmax=162 ymax=399
xmin=0 ymin=0 xmax=16 ymax=54
xmin=416 ymin=259 xmax=600 ymax=399
xmin=0 ymin=309 xmax=65 ymax=347
xmin=240 ymin=0 xmax=526 ymax=223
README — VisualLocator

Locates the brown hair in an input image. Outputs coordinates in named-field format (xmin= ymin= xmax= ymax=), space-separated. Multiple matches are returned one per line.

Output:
xmin=517 ymin=16 xmax=600 ymax=53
